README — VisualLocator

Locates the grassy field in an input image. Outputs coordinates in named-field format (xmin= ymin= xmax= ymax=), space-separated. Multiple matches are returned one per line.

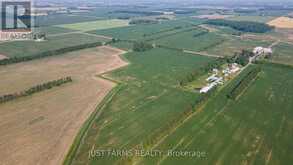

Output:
xmin=206 ymin=38 xmax=273 ymax=56
xmin=35 ymin=26 xmax=77 ymax=35
xmin=56 ymin=19 xmax=130 ymax=31
xmin=226 ymin=16 xmax=276 ymax=23
xmin=139 ymin=64 xmax=293 ymax=165
xmin=154 ymin=31 xmax=225 ymax=52
xmin=87 ymin=19 xmax=204 ymax=41
xmin=272 ymin=43 xmax=293 ymax=65
xmin=35 ymin=14 xmax=100 ymax=26
xmin=69 ymin=48 xmax=214 ymax=165
xmin=0 ymin=33 xmax=110 ymax=57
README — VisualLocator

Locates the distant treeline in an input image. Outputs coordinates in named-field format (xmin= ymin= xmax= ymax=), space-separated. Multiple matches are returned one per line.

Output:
xmin=0 ymin=77 xmax=72 ymax=104
xmin=206 ymin=19 xmax=274 ymax=33
xmin=129 ymin=19 xmax=159 ymax=25
xmin=0 ymin=42 xmax=102 ymax=65
xmin=227 ymin=66 xmax=261 ymax=100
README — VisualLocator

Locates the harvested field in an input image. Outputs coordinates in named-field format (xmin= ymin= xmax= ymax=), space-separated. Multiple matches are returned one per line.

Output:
xmin=268 ymin=17 xmax=293 ymax=29
xmin=0 ymin=46 xmax=128 ymax=165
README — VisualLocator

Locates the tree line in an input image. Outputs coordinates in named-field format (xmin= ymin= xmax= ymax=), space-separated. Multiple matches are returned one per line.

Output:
xmin=227 ymin=66 xmax=261 ymax=99
xmin=206 ymin=19 xmax=274 ymax=33
xmin=0 ymin=42 xmax=102 ymax=65
xmin=0 ymin=77 xmax=72 ymax=104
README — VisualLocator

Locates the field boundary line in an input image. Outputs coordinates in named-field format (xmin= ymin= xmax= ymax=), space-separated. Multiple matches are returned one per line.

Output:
xmin=183 ymin=50 xmax=223 ymax=58
xmin=63 ymin=47 xmax=130 ymax=165
xmin=62 ymin=83 xmax=125 ymax=165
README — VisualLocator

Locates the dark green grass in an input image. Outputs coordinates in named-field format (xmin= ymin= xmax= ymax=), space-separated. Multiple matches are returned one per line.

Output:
xmin=141 ymin=64 xmax=293 ymax=165
xmin=69 ymin=48 xmax=213 ymax=165
xmin=0 ymin=33 xmax=110 ymax=57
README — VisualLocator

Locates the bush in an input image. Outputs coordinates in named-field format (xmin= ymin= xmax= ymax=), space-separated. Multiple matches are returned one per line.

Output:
xmin=133 ymin=42 xmax=153 ymax=52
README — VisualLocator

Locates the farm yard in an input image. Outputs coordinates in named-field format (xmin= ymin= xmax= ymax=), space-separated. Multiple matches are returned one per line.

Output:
xmin=0 ymin=46 xmax=128 ymax=165
xmin=0 ymin=54 xmax=8 ymax=60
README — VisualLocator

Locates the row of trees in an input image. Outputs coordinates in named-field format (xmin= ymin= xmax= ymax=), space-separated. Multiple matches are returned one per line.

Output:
xmin=133 ymin=41 xmax=153 ymax=52
xmin=227 ymin=67 xmax=261 ymax=99
xmin=0 ymin=77 xmax=72 ymax=104
xmin=206 ymin=19 xmax=274 ymax=33
xmin=129 ymin=19 xmax=159 ymax=25
xmin=0 ymin=42 xmax=102 ymax=65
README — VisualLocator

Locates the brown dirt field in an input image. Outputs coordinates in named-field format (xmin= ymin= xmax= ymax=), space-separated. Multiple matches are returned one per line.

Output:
xmin=0 ymin=46 xmax=128 ymax=165
xmin=268 ymin=17 xmax=293 ymax=29
xmin=0 ymin=54 xmax=8 ymax=60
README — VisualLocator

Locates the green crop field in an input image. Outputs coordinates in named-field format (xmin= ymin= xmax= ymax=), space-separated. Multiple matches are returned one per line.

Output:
xmin=87 ymin=19 xmax=205 ymax=41
xmin=272 ymin=43 xmax=293 ymax=65
xmin=56 ymin=19 xmax=130 ymax=31
xmin=35 ymin=26 xmax=77 ymax=35
xmin=154 ymin=31 xmax=225 ymax=52
xmin=35 ymin=14 xmax=100 ymax=26
xmin=0 ymin=33 xmax=110 ymax=57
xmin=139 ymin=64 xmax=293 ymax=165
xmin=68 ymin=48 xmax=214 ymax=165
